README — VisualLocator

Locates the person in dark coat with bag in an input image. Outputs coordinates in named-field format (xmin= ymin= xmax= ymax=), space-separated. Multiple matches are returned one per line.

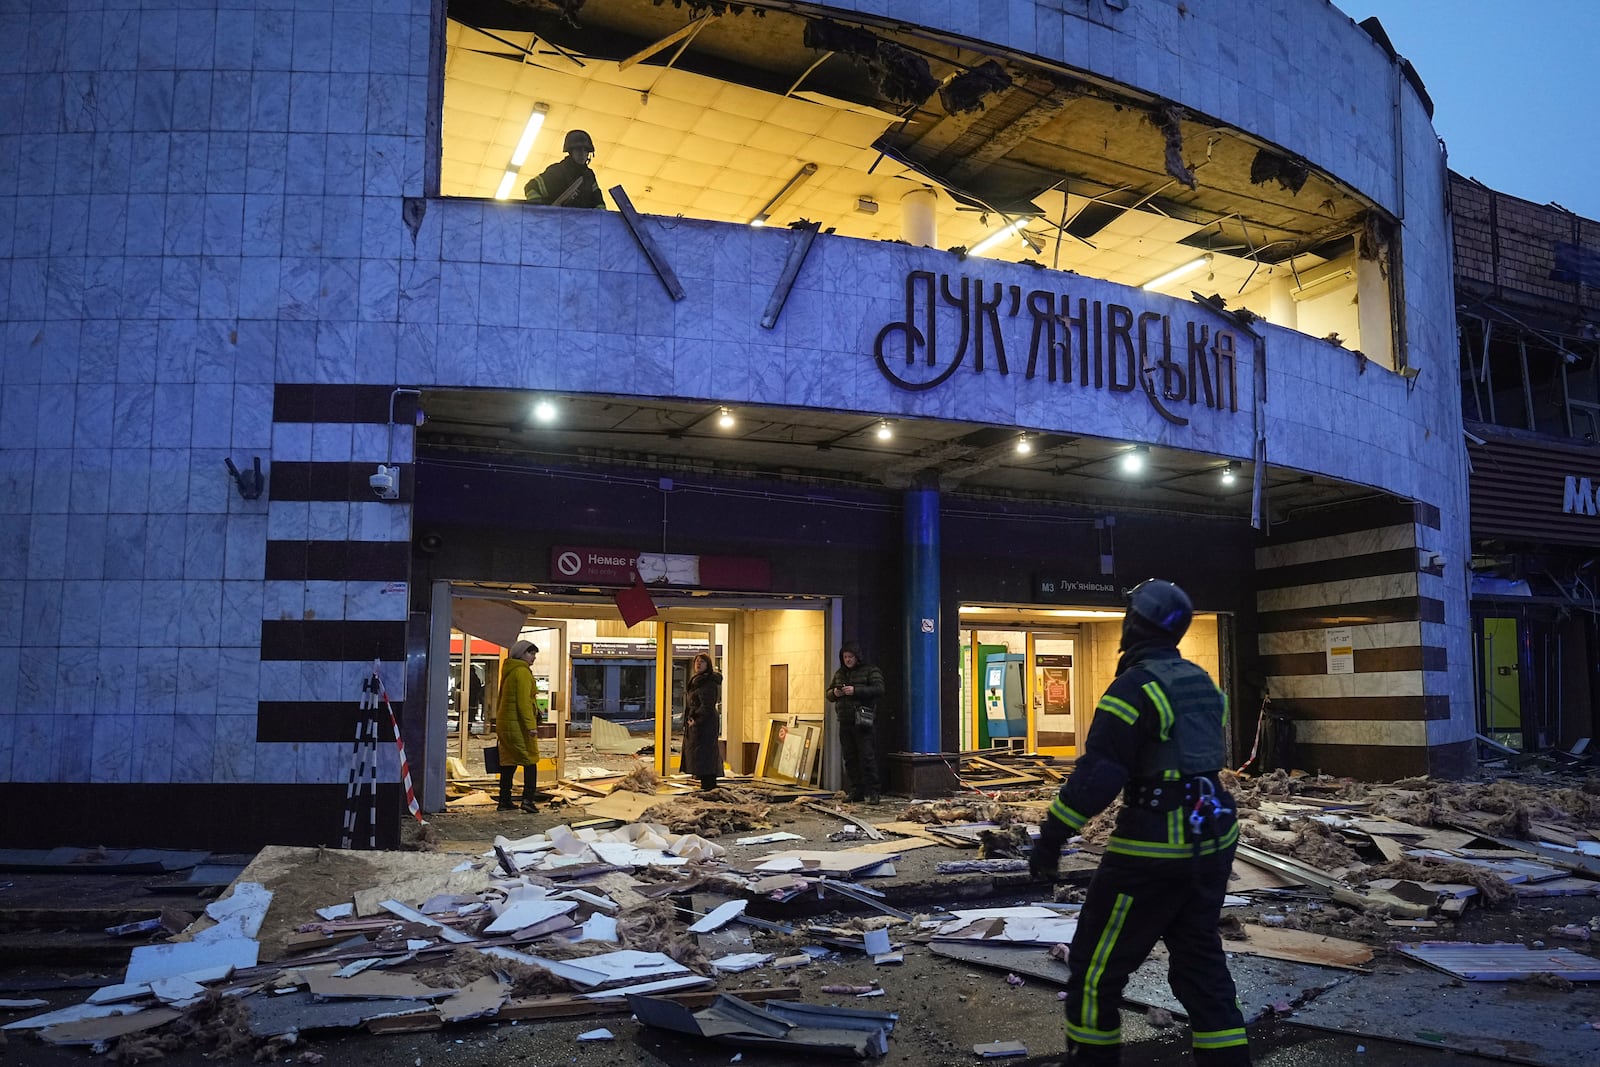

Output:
xmin=825 ymin=641 xmax=884 ymax=804
xmin=680 ymin=653 xmax=723 ymax=791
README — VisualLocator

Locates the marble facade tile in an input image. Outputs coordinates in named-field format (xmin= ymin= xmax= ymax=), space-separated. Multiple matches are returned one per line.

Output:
xmin=478 ymin=263 xmax=519 ymax=328
xmin=306 ymin=501 xmax=350 ymax=542
xmin=211 ymin=71 xmax=252 ymax=134
xmin=397 ymin=256 xmax=440 ymax=324
xmin=133 ymin=714 xmax=173 ymax=783
xmin=68 ymin=448 xmax=110 ymax=515
xmin=265 ymin=502 xmax=305 ymax=543
xmin=47 ymin=708 xmax=91 ymax=782
xmin=438 ymin=260 xmax=479 ymax=324
xmin=353 ymin=320 xmax=398 ymax=382
xmin=213 ymin=715 xmax=256 ymax=784
xmin=11 ymin=710 xmax=53 ymax=783
xmin=515 ymin=265 xmax=559 ymax=329
xmin=345 ymin=580 xmax=408 ymax=622
xmin=360 ymin=196 xmax=402 ymax=260
xmin=309 ymin=422 xmax=353 ymax=465
xmin=262 ymin=579 xmax=304 ymax=623
xmin=103 ymin=513 xmax=146 ymax=578
xmin=297 ymin=742 xmax=345 ymax=786
xmin=348 ymin=500 xmax=411 ymax=543
xmin=8 ymin=259 xmax=44 ymax=319
xmin=1 ymin=384 xmax=39 ymax=447
xmin=223 ymin=513 xmax=267 ymax=581
xmin=49 ymin=196 xmax=89 ymax=256
xmin=89 ymin=711 xmax=135 ymax=784
xmin=300 ymin=659 xmax=343 ymax=703
xmin=31 ymin=449 xmax=70 ymax=514
xmin=182 ymin=513 xmax=226 ymax=580
xmin=270 ymin=420 xmax=312 ymax=462
xmin=58 ymin=578 xmax=102 ymax=645
xmin=0 ymin=714 xmax=11 ymax=785
xmin=134 ymin=644 xmax=178 ymax=717
xmin=313 ymin=319 xmax=356 ymax=382
xmin=518 ymin=208 xmax=561 ymax=267
xmin=0 ymin=577 xmax=21 ymax=639
xmin=171 ymin=712 xmax=216 ymax=784
xmin=358 ymin=257 xmax=398 ymax=321
xmin=301 ymin=579 xmax=344 ymax=622
xmin=151 ymin=385 xmax=194 ymax=448
xmin=139 ymin=578 xmax=183 ymax=646
xmin=363 ymin=132 xmax=409 ymax=197
xmin=250 ymin=742 xmax=296 ymax=784
xmin=27 ymin=512 xmax=68 ymax=581
xmin=220 ymin=579 xmax=262 ymax=643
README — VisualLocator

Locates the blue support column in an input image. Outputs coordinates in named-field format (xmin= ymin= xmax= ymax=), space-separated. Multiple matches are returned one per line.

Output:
xmin=903 ymin=484 xmax=941 ymax=753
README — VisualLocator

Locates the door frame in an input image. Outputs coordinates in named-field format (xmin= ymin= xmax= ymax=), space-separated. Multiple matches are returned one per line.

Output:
xmin=655 ymin=621 xmax=719 ymax=777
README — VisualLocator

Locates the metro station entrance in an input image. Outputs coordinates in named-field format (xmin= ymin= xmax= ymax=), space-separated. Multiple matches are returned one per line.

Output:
xmin=426 ymin=585 xmax=837 ymax=807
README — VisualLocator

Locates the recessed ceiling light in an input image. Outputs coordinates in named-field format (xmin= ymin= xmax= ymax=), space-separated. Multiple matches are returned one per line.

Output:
xmin=1221 ymin=461 xmax=1238 ymax=485
xmin=533 ymin=399 xmax=556 ymax=423
xmin=876 ymin=420 xmax=893 ymax=441
xmin=1121 ymin=446 xmax=1146 ymax=473
xmin=1016 ymin=432 xmax=1032 ymax=455
xmin=717 ymin=406 xmax=736 ymax=429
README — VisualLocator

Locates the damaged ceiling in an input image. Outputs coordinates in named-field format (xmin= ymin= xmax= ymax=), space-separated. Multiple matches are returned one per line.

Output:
xmin=445 ymin=0 xmax=1379 ymax=301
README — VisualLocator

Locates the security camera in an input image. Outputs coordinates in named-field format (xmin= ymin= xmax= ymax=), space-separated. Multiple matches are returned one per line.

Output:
xmin=370 ymin=464 xmax=398 ymax=500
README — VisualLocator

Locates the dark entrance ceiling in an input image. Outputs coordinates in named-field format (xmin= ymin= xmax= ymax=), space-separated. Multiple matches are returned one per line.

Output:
xmin=417 ymin=388 xmax=1377 ymax=523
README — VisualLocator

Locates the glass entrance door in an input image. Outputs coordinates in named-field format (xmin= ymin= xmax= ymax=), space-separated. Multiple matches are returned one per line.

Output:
xmin=655 ymin=622 xmax=718 ymax=778
xmin=1029 ymin=632 xmax=1076 ymax=756
xmin=1481 ymin=617 xmax=1523 ymax=750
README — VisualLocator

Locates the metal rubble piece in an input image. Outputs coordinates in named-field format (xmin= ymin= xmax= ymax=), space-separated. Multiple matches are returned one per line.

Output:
xmin=1289 ymin=962 xmax=1600 ymax=1066
xmin=628 ymin=991 xmax=898 ymax=1058
xmin=241 ymin=990 xmax=436 ymax=1038
xmin=1393 ymin=941 xmax=1600 ymax=981
xmin=929 ymin=942 xmax=1350 ymax=1024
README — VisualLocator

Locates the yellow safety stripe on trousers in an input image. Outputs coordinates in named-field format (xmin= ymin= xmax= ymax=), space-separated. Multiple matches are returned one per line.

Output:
xmin=1166 ymin=806 xmax=1185 ymax=846
xmin=1141 ymin=681 xmax=1175 ymax=740
xmin=1192 ymin=1027 xmax=1249 ymax=1049
xmin=1105 ymin=821 xmax=1240 ymax=859
xmin=1048 ymin=796 xmax=1089 ymax=831
xmin=1072 ymin=892 xmax=1133 ymax=1046
xmin=1065 ymin=1018 xmax=1123 ymax=1047
xmin=1096 ymin=694 xmax=1139 ymax=726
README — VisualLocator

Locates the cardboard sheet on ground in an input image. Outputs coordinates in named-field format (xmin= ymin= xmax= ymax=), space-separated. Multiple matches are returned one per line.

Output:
xmin=1290 ymin=962 xmax=1600 ymax=1066
xmin=306 ymin=971 xmax=458 ymax=1000
xmin=125 ymin=937 xmax=258 ymax=984
xmin=585 ymin=790 xmax=663 ymax=822
xmin=38 ymin=1008 xmax=181 ymax=1046
xmin=1231 ymin=924 xmax=1373 ymax=969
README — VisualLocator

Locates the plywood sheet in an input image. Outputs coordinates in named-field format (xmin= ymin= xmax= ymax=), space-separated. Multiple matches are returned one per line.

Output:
xmin=585 ymin=790 xmax=663 ymax=822
xmin=1231 ymin=924 xmax=1372 ymax=970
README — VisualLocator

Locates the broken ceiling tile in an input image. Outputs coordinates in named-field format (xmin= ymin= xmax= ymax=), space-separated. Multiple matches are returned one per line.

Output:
xmin=484 ymin=899 xmax=577 ymax=934
xmin=1395 ymin=940 xmax=1600 ymax=981
xmin=125 ymin=938 xmax=257 ymax=985
xmin=688 ymin=899 xmax=748 ymax=933
xmin=200 ymin=881 xmax=272 ymax=940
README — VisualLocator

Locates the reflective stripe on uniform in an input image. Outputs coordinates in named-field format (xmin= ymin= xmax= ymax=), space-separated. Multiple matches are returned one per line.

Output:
xmin=1141 ymin=681 xmax=1175 ymax=740
xmin=1167 ymin=806 xmax=1184 ymax=846
xmin=1074 ymin=892 xmax=1133 ymax=1044
xmin=1097 ymin=694 xmax=1139 ymax=725
xmin=1105 ymin=821 xmax=1240 ymax=859
xmin=1192 ymin=1026 xmax=1249 ymax=1049
xmin=1066 ymin=1018 xmax=1123 ymax=1046
xmin=1221 ymin=690 xmax=1230 ymax=728
xmin=1049 ymin=796 xmax=1088 ymax=831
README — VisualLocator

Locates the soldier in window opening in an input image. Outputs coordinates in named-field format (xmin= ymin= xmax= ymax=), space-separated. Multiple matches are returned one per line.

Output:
xmin=1030 ymin=579 xmax=1250 ymax=1067
xmin=825 ymin=641 xmax=884 ymax=804
xmin=523 ymin=130 xmax=605 ymax=208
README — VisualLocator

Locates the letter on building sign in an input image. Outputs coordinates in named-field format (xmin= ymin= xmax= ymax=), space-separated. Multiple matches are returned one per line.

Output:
xmin=872 ymin=270 xmax=1241 ymax=420
xmin=1563 ymin=475 xmax=1597 ymax=515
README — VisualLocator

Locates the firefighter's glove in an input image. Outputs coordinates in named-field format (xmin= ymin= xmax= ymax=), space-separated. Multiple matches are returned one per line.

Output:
xmin=1030 ymin=816 xmax=1069 ymax=881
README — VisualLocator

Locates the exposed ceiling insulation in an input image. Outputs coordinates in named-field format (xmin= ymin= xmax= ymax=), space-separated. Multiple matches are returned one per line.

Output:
xmin=445 ymin=0 xmax=1378 ymax=305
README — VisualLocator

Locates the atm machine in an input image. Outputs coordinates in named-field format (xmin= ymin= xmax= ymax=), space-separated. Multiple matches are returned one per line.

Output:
xmin=983 ymin=653 xmax=1028 ymax=749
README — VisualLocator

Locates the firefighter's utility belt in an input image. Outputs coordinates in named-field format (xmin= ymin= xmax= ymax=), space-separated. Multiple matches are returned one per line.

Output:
xmin=1124 ymin=774 xmax=1221 ymax=812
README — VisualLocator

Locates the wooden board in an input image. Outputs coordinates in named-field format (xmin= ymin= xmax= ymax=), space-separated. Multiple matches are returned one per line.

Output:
xmin=1230 ymin=924 xmax=1373 ymax=970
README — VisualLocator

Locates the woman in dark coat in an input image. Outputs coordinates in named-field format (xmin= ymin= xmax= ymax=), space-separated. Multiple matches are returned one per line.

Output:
xmin=680 ymin=653 xmax=723 ymax=791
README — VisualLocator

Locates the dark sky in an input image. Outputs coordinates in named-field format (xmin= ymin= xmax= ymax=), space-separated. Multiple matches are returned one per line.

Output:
xmin=1338 ymin=1 xmax=1600 ymax=220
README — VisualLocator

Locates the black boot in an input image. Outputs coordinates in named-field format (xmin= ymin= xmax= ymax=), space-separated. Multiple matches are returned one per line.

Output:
xmin=520 ymin=765 xmax=539 ymax=812
xmin=497 ymin=767 xmax=517 ymax=811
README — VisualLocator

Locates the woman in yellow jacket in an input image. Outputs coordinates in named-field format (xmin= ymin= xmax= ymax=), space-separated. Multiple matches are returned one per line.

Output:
xmin=496 ymin=641 xmax=541 ymax=812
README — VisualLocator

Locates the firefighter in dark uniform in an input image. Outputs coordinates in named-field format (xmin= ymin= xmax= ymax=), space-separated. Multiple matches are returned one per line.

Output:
xmin=1031 ymin=579 xmax=1249 ymax=1067
xmin=523 ymin=130 xmax=605 ymax=208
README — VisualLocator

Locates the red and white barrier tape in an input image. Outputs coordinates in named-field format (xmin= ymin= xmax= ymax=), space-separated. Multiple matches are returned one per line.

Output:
xmin=373 ymin=666 xmax=425 ymax=824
